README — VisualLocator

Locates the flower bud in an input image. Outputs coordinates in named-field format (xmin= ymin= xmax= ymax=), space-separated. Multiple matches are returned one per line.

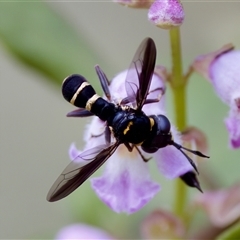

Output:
xmin=114 ymin=0 xmax=153 ymax=8
xmin=148 ymin=0 xmax=184 ymax=29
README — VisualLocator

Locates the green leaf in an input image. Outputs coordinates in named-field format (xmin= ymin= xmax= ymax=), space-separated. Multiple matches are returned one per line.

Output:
xmin=216 ymin=222 xmax=240 ymax=240
xmin=0 ymin=2 xmax=98 ymax=85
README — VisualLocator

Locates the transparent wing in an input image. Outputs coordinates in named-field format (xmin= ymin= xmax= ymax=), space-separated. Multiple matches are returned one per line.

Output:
xmin=125 ymin=38 xmax=156 ymax=110
xmin=47 ymin=142 xmax=120 ymax=202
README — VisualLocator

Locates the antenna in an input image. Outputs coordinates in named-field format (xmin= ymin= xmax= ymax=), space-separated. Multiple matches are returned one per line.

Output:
xmin=170 ymin=141 xmax=209 ymax=174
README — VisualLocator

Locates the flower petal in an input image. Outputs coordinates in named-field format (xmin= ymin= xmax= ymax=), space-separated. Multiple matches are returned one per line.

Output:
xmin=194 ymin=47 xmax=240 ymax=149
xmin=84 ymin=117 xmax=106 ymax=144
xmin=69 ymin=143 xmax=81 ymax=160
xmin=55 ymin=223 xmax=114 ymax=240
xmin=91 ymin=145 xmax=160 ymax=214
xmin=192 ymin=44 xmax=234 ymax=81
xmin=155 ymin=126 xmax=194 ymax=179
xmin=225 ymin=109 xmax=240 ymax=148
xmin=210 ymin=50 xmax=240 ymax=105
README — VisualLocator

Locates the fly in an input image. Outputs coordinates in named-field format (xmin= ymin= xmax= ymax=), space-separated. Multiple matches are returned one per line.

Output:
xmin=47 ymin=38 xmax=208 ymax=202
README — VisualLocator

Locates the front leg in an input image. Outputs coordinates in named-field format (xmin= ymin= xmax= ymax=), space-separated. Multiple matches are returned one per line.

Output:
xmin=105 ymin=126 xmax=111 ymax=145
xmin=134 ymin=146 xmax=152 ymax=162
xmin=124 ymin=142 xmax=134 ymax=152
xmin=124 ymin=143 xmax=152 ymax=162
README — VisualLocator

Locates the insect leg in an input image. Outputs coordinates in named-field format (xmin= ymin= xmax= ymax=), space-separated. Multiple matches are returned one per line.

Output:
xmin=144 ymin=87 xmax=165 ymax=105
xmin=105 ymin=126 xmax=111 ymax=144
xmin=124 ymin=143 xmax=152 ymax=162
xmin=91 ymin=132 xmax=104 ymax=138
xmin=148 ymin=87 xmax=166 ymax=95
xmin=95 ymin=65 xmax=111 ymax=101
xmin=66 ymin=108 xmax=94 ymax=117
xmin=120 ymin=96 xmax=134 ymax=105
xmin=134 ymin=146 xmax=152 ymax=162
xmin=124 ymin=142 xmax=134 ymax=152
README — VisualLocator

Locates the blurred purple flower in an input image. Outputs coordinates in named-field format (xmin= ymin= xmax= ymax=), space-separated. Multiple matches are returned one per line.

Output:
xmin=194 ymin=183 xmax=240 ymax=227
xmin=182 ymin=126 xmax=209 ymax=162
xmin=141 ymin=209 xmax=186 ymax=239
xmin=55 ymin=223 xmax=114 ymax=240
xmin=193 ymin=44 xmax=240 ymax=148
xmin=69 ymin=68 xmax=193 ymax=214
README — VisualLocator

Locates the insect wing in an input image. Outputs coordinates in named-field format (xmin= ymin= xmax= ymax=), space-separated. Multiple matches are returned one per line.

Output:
xmin=95 ymin=65 xmax=111 ymax=101
xmin=47 ymin=143 xmax=119 ymax=202
xmin=125 ymin=38 xmax=156 ymax=110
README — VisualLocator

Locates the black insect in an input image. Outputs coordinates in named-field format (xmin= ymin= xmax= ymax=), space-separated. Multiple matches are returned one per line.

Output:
xmin=47 ymin=38 xmax=208 ymax=202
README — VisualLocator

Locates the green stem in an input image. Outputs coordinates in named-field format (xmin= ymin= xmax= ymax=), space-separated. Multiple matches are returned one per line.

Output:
xmin=174 ymin=178 xmax=187 ymax=217
xmin=169 ymin=27 xmax=186 ymax=131
xmin=169 ymin=27 xmax=188 ymax=219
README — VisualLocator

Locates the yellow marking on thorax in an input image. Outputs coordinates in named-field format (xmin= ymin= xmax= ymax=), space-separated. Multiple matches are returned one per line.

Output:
xmin=149 ymin=117 xmax=155 ymax=131
xmin=70 ymin=82 xmax=90 ymax=105
xmin=123 ymin=121 xmax=133 ymax=135
xmin=85 ymin=94 xmax=100 ymax=111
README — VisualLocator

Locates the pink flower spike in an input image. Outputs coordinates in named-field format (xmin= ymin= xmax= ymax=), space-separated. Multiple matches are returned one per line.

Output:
xmin=148 ymin=0 xmax=184 ymax=29
xmin=55 ymin=223 xmax=114 ymax=240
xmin=114 ymin=0 xmax=153 ymax=8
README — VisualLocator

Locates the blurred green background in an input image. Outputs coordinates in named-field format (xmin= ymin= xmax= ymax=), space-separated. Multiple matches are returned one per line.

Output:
xmin=0 ymin=1 xmax=240 ymax=239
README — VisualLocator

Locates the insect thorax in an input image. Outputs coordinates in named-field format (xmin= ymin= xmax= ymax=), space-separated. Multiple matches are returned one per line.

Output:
xmin=109 ymin=107 xmax=152 ymax=144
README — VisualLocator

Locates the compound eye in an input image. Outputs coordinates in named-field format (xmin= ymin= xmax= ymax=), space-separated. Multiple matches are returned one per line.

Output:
xmin=158 ymin=115 xmax=171 ymax=134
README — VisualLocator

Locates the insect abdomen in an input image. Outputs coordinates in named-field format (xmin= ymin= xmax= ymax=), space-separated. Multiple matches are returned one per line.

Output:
xmin=62 ymin=74 xmax=96 ymax=109
xmin=62 ymin=74 xmax=116 ymax=122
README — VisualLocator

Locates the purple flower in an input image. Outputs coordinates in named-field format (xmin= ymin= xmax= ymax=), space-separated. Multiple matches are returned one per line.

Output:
xmin=193 ymin=44 xmax=240 ymax=148
xmin=69 ymin=68 xmax=193 ymax=214
xmin=55 ymin=223 xmax=114 ymax=240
